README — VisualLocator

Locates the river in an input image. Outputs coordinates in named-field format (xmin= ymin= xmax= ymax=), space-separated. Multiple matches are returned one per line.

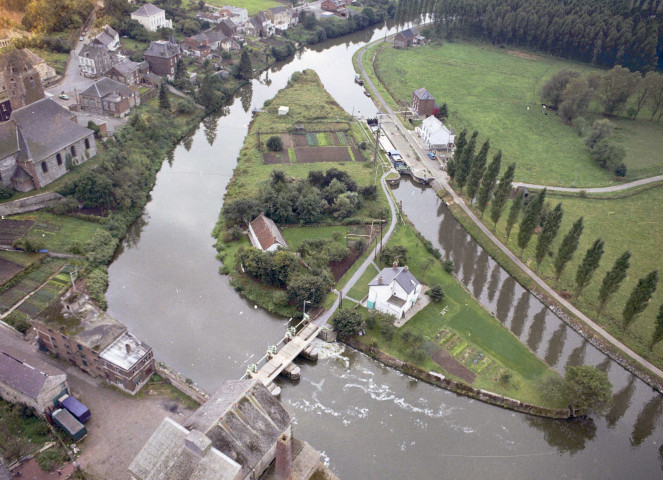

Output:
xmin=106 ymin=25 xmax=662 ymax=479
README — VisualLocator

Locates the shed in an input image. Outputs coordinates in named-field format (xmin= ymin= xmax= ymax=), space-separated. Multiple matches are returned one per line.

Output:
xmin=278 ymin=106 xmax=289 ymax=116
xmin=52 ymin=408 xmax=86 ymax=441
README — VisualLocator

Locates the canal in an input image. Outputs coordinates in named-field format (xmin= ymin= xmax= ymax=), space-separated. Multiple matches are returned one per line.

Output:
xmin=106 ymin=25 xmax=662 ymax=479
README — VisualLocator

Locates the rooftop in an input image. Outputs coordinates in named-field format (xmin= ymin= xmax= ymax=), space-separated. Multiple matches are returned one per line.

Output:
xmin=144 ymin=40 xmax=181 ymax=59
xmin=80 ymin=77 xmax=133 ymax=100
xmin=99 ymin=332 xmax=152 ymax=371
xmin=369 ymin=265 xmax=420 ymax=294
xmin=0 ymin=345 xmax=66 ymax=401
xmin=398 ymin=27 xmax=419 ymax=40
xmin=413 ymin=87 xmax=434 ymax=100
xmin=249 ymin=213 xmax=287 ymax=251
xmin=131 ymin=3 xmax=165 ymax=17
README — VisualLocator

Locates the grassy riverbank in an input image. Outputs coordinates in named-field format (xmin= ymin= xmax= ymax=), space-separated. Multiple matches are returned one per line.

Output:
xmin=368 ymin=41 xmax=663 ymax=187
xmin=348 ymin=221 xmax=565 ymax=407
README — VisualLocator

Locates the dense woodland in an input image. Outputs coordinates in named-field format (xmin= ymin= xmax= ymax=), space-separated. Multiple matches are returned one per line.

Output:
xmin=394 ymin=0 xmax=663 ymax=71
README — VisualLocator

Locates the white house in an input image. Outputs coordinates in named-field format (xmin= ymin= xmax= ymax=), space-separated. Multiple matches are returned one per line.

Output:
xmin=415 ymin=116 xmax=455 ymax=151
xmin=130 ymin=4 xmax=173 ymax=32
xmin=93 ymin=25 xmax=121 ymax=51
xmin=248 ymin=213 xmax=287 ymax=252
xmin=367 ymin=264 xmax=421 ymax=319
xmin=222 ymin=5 xmax=249 ymax=24
xmin=278 ymin=106 xmax=289 ymax=116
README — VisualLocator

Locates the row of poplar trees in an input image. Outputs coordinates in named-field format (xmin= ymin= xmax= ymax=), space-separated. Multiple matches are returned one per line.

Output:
xmin=447 ymin=129 xmax=662 ymax=352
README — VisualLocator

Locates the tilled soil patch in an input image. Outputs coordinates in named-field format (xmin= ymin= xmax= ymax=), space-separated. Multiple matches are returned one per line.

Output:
xmin=432 ymin=349 xmax=477 ymax=383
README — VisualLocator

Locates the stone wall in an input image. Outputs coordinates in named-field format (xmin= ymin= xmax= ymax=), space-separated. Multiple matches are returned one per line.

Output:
xmin=0 ymin=152 xmax=18 ymax=187
xmin=0 ymin=192 xmax=64 ymax=216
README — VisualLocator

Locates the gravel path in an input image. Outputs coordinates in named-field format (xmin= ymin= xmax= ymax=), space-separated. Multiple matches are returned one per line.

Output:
xmin=514 ymin=175 xmax=663 ymax=193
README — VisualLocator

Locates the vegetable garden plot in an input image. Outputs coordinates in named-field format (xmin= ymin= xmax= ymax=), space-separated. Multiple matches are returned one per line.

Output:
xmin=294 ymin=146 xmax=354 ymax=163
xmin=0 ymin=220 xmax=35 ymax=245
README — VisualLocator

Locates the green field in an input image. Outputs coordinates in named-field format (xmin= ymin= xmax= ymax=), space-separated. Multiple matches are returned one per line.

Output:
xmin=371 ymin=42 xmax=663 ymax=187
xmin=13 ymin=212 xmax=107 ymax=254
xmin=205 ymin=0 xmax=280 ymax=16
xmin=490 ymin=185 xmax=663 ymax=367
xmin=281 ymin=225 xmax=347 ymax=252
xmin=354 ymin=223 xmax=561 ymax=406
xmin=346 ymin=263 xmax=377 ymax=301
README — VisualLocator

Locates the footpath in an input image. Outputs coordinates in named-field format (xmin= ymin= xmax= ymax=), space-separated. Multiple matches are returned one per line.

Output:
xmin=356 ymin=40 xmax=663 ymax=384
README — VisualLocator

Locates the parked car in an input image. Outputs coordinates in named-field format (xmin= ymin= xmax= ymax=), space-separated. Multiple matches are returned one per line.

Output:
xmin=59 ymin=93 xmax=69 ymax=100
xmin=427 ymin=152 xmax=437 ymax=160
xmin=59 ymin=394 xmax=91 ymax=423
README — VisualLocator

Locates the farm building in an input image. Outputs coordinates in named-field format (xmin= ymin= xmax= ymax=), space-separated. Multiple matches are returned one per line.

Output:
xmin=248 ymin=213 xmax=288 ymax=252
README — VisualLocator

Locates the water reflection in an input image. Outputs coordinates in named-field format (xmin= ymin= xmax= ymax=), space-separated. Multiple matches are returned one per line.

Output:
xmin=510 ymin=291 xmax=531 ymax=337
xmin=566 ymin=340 xmax=589 ymax=367
xmin=238 ymin=83 xmax=253 ymax=113
xmin=495 ymin=276 xmax=516 ymax=323
xmin=202 ymin=115 xmax=219 ymax=146
xmin=471 ymin=249 xmax=490 ymax=300
xmin=526 ymin=417 xmax=597 ymax=455
xmin=486 ymin=263 xmax=501 ymax=303
xmin=525 ymin=305 xmax=548 ymax=353
xmin=606 ymin=377 xmax=636 ymax=428
xmin=544 ymin=324 xmax=567 ymax=367
xmin=630 ymin=394 xmax=663 ymax=446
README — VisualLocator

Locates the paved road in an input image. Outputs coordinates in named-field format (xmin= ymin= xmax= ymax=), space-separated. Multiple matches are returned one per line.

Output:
xmin=514 ymin=175 xmax=663 ymax=193
xmin=357 ymin=40 xmax=663 ymax=381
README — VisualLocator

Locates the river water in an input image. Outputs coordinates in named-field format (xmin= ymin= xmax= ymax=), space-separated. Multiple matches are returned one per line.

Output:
xmin=106 ymin=26 xmax=662 ymax=479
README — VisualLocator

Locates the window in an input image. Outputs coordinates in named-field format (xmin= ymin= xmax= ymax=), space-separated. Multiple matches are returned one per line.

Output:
xmin=0 ymin=172 xmax=2 ymax=182
xmin=77 ymin=344 xmax=82 ymax=351
xmin=56 ymin=153 xmax=62 ymax=165
xmin=28 ymin=76 xmax=36 ymax=88
xmin=71 ymin=145 xmax=76 ymax=157
xmin=85 ymin=138 xmax=90 ymax=149
xmin=82 ymin=360 xmax=88 ymax=366
xmin=41 ymin=161 xmax=48 ymax=173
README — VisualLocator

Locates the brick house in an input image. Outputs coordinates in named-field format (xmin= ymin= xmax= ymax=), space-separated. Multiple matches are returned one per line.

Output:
xmin=216 ymin=18 xmax=237 ymax=38
xmin=78 ymin=77 xmax=139 ymax=118
xmin=0 ymin=49 xmax=48 ymax=122
xmin=0 ymin=345 xmax=69 ymax=415
xmin=34 ymin=293 xmax=155 ymax=395
xmin=412 ymin=87 xmax=436 ymax=117
xmin=393 ymin=27 xmax=419 ymax=48
xmin=0 ymin=98 xmax=96 ymax=192
xmin=321 ymin=0 xmax=349 ymax=17
xmin=104 ymin=58 xmax=148 ymax=86
xmin=144 ymin=39 xmax=182 ymax=78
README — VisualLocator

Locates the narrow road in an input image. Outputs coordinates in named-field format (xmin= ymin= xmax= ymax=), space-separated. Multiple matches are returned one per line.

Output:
xmin=514 ymin=175 xmax=663 ymax=193
xmin=357 ymin=40 xmax=663 ymax=381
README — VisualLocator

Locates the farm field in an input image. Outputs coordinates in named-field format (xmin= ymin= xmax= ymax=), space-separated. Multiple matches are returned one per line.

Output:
xmin=490 ymin=185 xmax=663 ymax=367
xmin=371 ymin=41 xmax=663 ymax=187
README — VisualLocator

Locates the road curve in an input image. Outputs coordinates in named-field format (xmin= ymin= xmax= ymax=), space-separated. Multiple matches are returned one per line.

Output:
xmin=356 ymin=40 xmax=663 ymax=381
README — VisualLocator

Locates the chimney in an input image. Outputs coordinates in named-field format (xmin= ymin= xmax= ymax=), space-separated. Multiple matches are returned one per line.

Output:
xmin=275 ymin=433 xmax=292 ymax=480
xmin=392 ymin=260 xmax=398 ymax=270
xmin=184 ymin=430 xmax=212 ymax=457
xmin=404 ymin=265 xmax=409 ymax=271
xmin=125 ymin=343 xmax=131 ymax=354
xmin=378 ymin=275 xmax=383 ymax=285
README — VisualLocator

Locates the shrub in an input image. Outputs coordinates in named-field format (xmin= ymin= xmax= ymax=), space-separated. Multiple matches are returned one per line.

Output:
xmin=442 ymin=259 xmax=454 ymax=273
xmin=331 ymin=309 xmax=364 ymax=337
xmin=13 ymin=318 xmax=31 ymax=334
xmin=426 ymin=285 xmax=445 ymax=302
xmin=267 ymin=136 xmax=284 ymax=152
xmin=86 ymin=267 xmax=108 ymax=310
xmin=0 ymin=185 xmax=14 ymax=200
xmin=176 ymin=98 xmax=198 ymax=114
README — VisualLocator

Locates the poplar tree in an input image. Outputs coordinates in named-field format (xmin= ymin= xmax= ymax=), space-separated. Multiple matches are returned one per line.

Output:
xmin=159 ymin=82 xmax=170 ymax=111
xmin=476 ymin=150 xmax=502 ymax=217
xmin=455 ymin=130 xmax=478 ymax=191
xmin=466 ymin=139 xmax=490 ymax=200
xmin=553 ymin=217 xmax=584 ymax=281
xmin=517 ymin=188 xmax=547 ymax=254
xmin=597 ymin=251 xmax=631 ymax=314
xmin=447 ymin=129 xmax=466 ymax=180
xmin=505 ymin=188 xmax=524 ymax=242
xmin=489 ymin=162 xmax=516 ymax=227
xmin=649 ymin=304 xmax=663 ymax=352
xmin=622 ymin=270 xmax=659 ymax=338
xmin=575 ymin=239 xmax=605 ymax=297
xmin=534 ymin=202 xmax=563 ymax=269
xmin=236 ymin=49 xmax=253 ymax=80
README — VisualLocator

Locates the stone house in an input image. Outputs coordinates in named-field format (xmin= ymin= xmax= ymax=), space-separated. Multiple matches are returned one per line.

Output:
xmin=248 ymin=213 xmax=287 ymax=252
xmin=144 ymin=39 xmax=182 ymax=79
xmin=93 ymin=25 xmax=121 ymax=51
xmin=393 ymin=27 xmax=419 ymax=48
xmin=222 ymin=5 xmax=249 ymax=25
xmin=265 ymin=6 xmax=292 ymax=30
xmin=216 ymin=18 xmax=238 ymax=38
xmin=0 ymin=345 xmax=69 ymax=415
xmin=0 ymin=98 xmax=96 ymax=192
xmin=78 ymin=42 xmax=115 ymax=78
xmin=130 ymin=3 xmax=173 ymax=32
xmin=0 ymin=49 xmax=46 ymax=122
xmin=34 ymin=293 xmax=155 ymax=395
xmin=321 ymin=0 xmax=349 ymax=17
xmin=249 ymin=13 xmax=275 ymax=37
xmin=416 ymin=116 xmax=455 ymax=151
xmin=411 ymin=87 xmax=436 ymax=117
xmin=78 ymin=77 xmax=139 ymax=118
xmin=104 ymin=58 xmax=147 ymax=86
xmin=367 ymin=264 xmax=421 ymax=319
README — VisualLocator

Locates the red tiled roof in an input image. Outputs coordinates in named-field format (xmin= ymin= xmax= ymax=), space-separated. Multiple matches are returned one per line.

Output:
xmin=249 ymin=213 xmax=287 ymax=251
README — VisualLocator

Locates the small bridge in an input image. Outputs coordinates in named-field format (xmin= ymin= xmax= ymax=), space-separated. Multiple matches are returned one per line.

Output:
xmin=242 ymin=317 xmax=322 ymax=395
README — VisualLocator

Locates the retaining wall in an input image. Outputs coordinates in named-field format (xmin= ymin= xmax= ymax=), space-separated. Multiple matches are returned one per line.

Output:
xmin=0 ymin=192 xmax=64 ymax=216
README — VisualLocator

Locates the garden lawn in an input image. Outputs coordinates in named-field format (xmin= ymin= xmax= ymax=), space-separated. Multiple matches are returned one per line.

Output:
xmin=355 ymin=223 xmax=560 ymax=406
xmin=346 ymin=263 xmax=377 ymax=301
xmin=13 ymin=212 xmax=107 ymax=254
xmin=281 ymin=225 xmax=347 ymax=252
xmin=488 ymin=185 xmax=663 ymax=368
xmin=204 ymin=0 xmax=280 ymax=16
xmin=371 ymin=42 xmax=663 ymax=187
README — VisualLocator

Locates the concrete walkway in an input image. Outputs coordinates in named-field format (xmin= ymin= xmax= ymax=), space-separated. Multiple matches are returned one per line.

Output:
xmin=514 ymin=175 xmax=663 ymax=193
xmin=357 ymin=40 xmax=663 ymax=382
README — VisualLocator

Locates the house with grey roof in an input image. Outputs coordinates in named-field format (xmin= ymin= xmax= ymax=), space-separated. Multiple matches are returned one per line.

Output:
xmin=78 ymin=42 xmax=116 ymax=78
xmin=0 ymin=98 xmax=96 ymax=191
xmin=367 ymin=263 xmax=421 ymax=319
xmin=144 ymin=39 xmax=182 ymax=78
xmin=411 ymin=87 xmax=436 ymax=117
xmin=130 ymin=3 xmax=173 ymax=32
xmin=78 ymin=77 xmax=139 ymax=118
xmin=104 ymin=58 xmax=148 ymax=86
xmin=0 ymin=345 xmax=69 ymax=415
xmin=93 ymin=25 xmax=120 ymax=51
xmin=393 ymin=27 xmax=419 ymax=48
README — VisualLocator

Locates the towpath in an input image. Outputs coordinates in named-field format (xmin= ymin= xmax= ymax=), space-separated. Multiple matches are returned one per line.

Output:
xmin=356 ymin=40 xmax=663 ymax=381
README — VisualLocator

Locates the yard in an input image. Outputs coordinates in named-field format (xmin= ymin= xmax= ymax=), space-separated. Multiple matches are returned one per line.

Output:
xmin=489 ymin=185 xmax=663 ymax=368
xmin=204 ymin=0 xmax=280 ymax=16
xmin=352 ymin=223 xmax=562 ymax=407
xmin=370 ymin=41 xmax=663 ymax=187
xmin=12 ymin=212 xmax=108 ymax=254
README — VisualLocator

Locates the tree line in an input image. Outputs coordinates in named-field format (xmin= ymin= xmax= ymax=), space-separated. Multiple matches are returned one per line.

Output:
xmin=447 ymin=128 xmax=661 ymax=350
xmin=393 ymin=0 xmax=662 ymax=72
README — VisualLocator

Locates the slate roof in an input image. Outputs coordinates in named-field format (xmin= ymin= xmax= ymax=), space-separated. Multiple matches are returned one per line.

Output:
xmin=369 ymin=266 xmax=420 ymax=294
xmin=413 ymin=87 xmax=434 ymax=100
xmin=79 ymin=42 xmax=110 ymax=59
xmin=144 ymin=40 xmax=181 ymax=58
xmin=0 ymin=345 xmax=66 ymax=401
xmin=0 ymin=48 xmax=45 ymax=72
xmin=0 ymin=119 xmax=19 ymax=158
xmin=95 ymin=26 xmax=118 ymax=48
xmin=269 ymin=6 xmax=287 ymax=14
xmin=1 ymin=98 xmax=93 ymax=162
xmin=249 ymin=213 xmax=287 ymax=251
xmin=131 ymin=3 xmax=165 ymax=17
xmin=129 ymin=418 xmax=241 ymax=480
xmin=80 ymin=77 xmax=133 ymax=99
xmin=184 ymin=378 xmax=291 ymax=478
xmin=106 ymin=58 xmax=140 ymax=76
xmin=397 ymin=27 xmax=419 ymax=40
